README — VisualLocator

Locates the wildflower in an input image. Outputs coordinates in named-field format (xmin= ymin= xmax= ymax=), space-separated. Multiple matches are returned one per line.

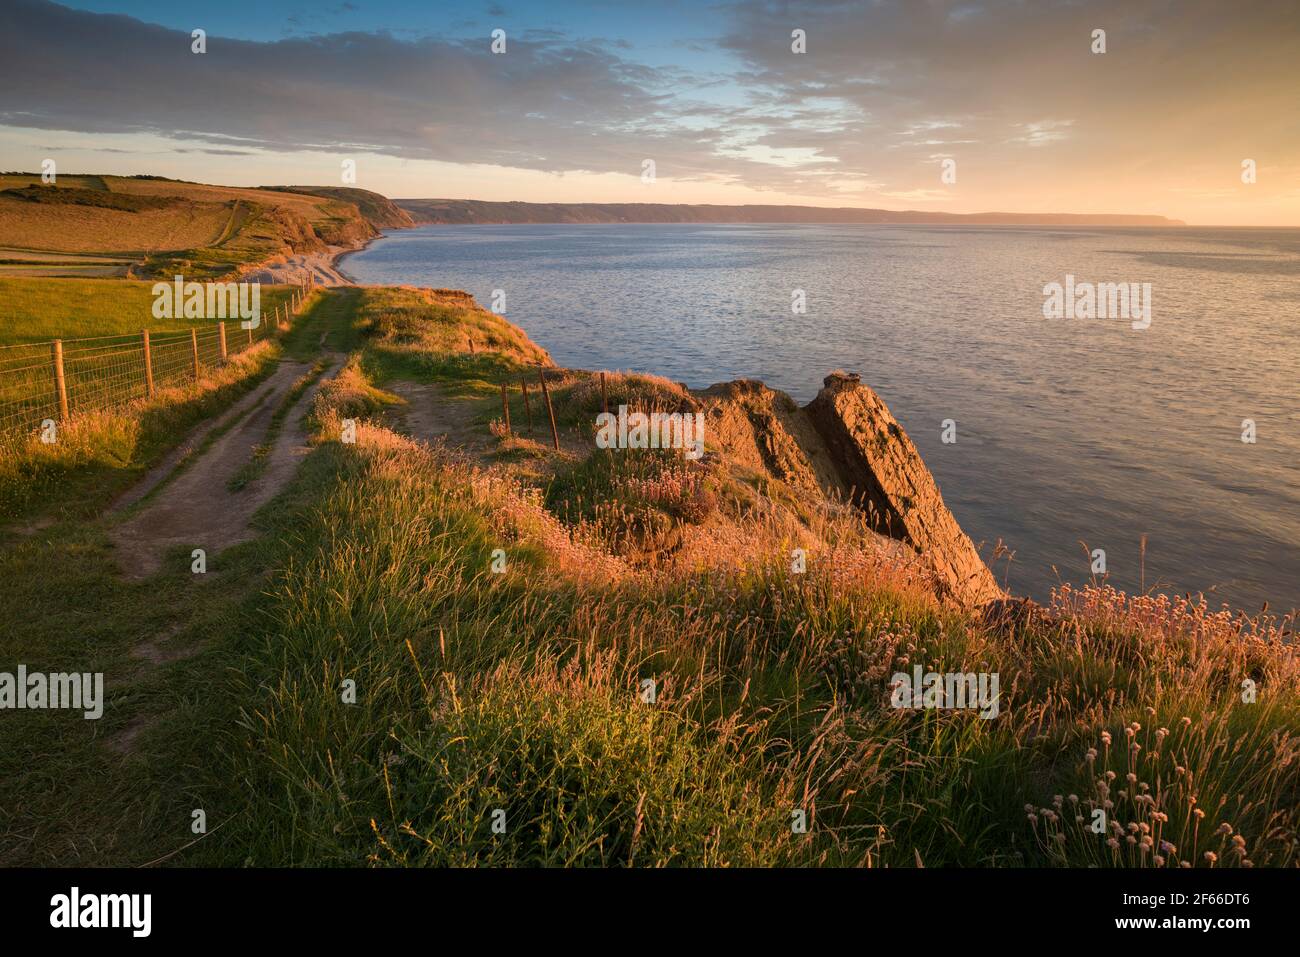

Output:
xmin=1107 ymin=838 xmax=1120 ymax=849
xmin=1181 ymin=716 xmax=1192 ymax=727
xmin=1100 ymin=731 xmax=1112 ymax=746
xmin=1204 ymin=851 xmax=1217 ymax=863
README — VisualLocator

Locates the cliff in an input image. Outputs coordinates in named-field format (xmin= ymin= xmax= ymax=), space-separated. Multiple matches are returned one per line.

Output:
xmin=698 ymin=372 xmax=1001 ymax=606
xmin=275 ymin=186 xmax=416 ymax=230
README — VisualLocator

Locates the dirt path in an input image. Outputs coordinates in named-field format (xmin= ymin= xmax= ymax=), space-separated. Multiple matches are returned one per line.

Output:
xmin=387 ymin=379 xmax=491 ymax=453
xmin=109 ymin=357 xmax=325 ymax=578
xmin=388 ymin=378 xmax=589 ymax=464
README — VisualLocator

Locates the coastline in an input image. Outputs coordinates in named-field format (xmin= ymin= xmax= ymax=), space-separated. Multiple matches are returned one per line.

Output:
xmin=241 ymin=232 xmax=388 ymax=287
xmin=331 ymin=239 xmax=368 ymax=284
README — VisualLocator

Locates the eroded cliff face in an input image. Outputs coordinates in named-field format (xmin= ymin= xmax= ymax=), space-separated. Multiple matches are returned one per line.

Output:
xmin=805 ymin=372 xmax=1003 ymax=605
xmin=698 ymin=371 xmax=1002 ymax=607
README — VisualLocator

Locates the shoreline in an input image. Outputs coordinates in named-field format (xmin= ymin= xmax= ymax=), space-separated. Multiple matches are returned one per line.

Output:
xmin=241 ymin=231 xmax=389 ymax=288
xmin=331 ymin=239 xmax=368 ymax=284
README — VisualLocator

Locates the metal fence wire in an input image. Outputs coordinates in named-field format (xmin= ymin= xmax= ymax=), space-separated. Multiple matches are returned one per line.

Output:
xmin=0 ymin=282 xmax=312 ymax=448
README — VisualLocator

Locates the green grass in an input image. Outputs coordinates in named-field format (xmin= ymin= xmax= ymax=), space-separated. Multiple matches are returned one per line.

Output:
xmin=2 ymin=285 xmax=1297 ymax=869
xmin=196 ymin=377 xmax=1299 ymax=867
xmin=354 ymin=285 xmax=550 ymax=395
xmin=0 ymin=293 xmax=342 ymax=866
xmin=0 ymin=289 xmax=325 ymax=523
xmin=0 ymin=276 xmax=296 ymax=344
xmin=2 ymin=184 xmax=178 ymax=213
xmin=0 ymin=438 xmax=345 ymax=866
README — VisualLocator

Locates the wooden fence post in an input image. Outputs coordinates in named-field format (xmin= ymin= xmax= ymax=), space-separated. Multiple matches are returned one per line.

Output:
xmin=190 ymin=328 xmax=200 ymax=380
xmin=248 ymin=322 xmax=254 ymax=346
xmin=218 ymin=321 xmax=228 ymax=361
xmin=538 ymin=368 xmax=559 ymax=451
xmin=600 ymin=371 xmax=608 ymax=415
xmin=142 ymin=329 xmax=154 ymax=397
xmin=51 ymin=339 xmax=69 ymax=421
xmin=500 ymin=383 xmax=511 ymax=436
xmin=520 ymin=380 xmax=533 ymax=433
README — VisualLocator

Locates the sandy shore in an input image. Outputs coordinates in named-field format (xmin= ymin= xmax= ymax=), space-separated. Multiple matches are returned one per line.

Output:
xmin=240 ymin=245 xmax=355 ymax=286
xmin=240 ymin=226 xmax=389 ymax=287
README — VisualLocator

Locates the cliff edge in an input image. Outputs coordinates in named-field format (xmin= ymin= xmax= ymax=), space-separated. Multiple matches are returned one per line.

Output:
xmin=699 ymin=371 xmax=1001 ymax=607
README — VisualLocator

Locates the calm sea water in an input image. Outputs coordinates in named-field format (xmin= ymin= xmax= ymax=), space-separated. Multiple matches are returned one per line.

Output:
xmin=345 ymin=224 xmax=1300 ymax=613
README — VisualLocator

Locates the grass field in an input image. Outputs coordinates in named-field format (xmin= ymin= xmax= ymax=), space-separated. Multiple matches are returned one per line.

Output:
xmin=3 ymin=285 xmax=1295 ymax=868
xmin=0 ymin=175 xmax=393 ymax=280
xmin=0 ymin=277 xmax=296 ymax=344
xmin=0 ymin=191 xmax=233 ymax=255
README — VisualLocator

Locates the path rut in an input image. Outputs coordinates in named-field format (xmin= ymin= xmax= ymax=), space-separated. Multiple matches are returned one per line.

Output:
xmin=109 ymin=358 xmax=324 ymax=578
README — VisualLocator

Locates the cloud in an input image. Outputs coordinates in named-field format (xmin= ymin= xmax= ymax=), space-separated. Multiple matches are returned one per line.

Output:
xmin=713 ymin=0 xmax=1300 ymax=198
xmin=1 ymin=0 xmax=1298 ymax=209
xmin=0 ymin=0 xmax=746 ymax=185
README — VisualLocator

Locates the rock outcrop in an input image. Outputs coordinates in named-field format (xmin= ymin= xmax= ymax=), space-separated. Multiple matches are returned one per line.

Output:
xmin=698 ymin=370 xmax=1002 ymax=607
xmin=805 ymin=372 xmax=1001 ymax=606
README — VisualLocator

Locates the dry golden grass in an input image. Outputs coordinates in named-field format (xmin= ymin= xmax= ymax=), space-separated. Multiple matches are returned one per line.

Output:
xmin=0 ymin=176 xmax=368 ymax=270
xmin=103 ymin=176 xmax=327 ymax=215
xmin=0 ymin=192 xmax=233 ymax=253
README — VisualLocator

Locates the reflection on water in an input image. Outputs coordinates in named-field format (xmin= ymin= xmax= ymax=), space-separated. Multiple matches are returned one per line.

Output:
xmin=346 ymin=224 xmax=1300 ymax=613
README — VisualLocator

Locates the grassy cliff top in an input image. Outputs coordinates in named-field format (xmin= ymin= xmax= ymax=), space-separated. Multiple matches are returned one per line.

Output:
xmin=0 ymin=175 xmax=403 ymax=279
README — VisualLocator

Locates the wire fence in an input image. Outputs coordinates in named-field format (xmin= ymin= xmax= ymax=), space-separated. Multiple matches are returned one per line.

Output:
xmin=0 ymin=280 xmax=314 ymax=448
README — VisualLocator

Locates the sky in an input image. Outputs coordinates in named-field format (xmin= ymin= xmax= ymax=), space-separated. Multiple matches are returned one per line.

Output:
xmin=1 ymin=0 xmax=1297 ymax=224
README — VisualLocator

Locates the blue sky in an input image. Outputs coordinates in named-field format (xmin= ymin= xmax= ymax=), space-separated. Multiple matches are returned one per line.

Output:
xmin=2 ymin=1 xmax=1298 ymax=223
xmin=62 ymin=1 xmax=736 ymax=69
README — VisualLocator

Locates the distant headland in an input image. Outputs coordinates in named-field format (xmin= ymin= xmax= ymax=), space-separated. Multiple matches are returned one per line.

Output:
xmin=395 ymin=199 xmax=1186 ymax=227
